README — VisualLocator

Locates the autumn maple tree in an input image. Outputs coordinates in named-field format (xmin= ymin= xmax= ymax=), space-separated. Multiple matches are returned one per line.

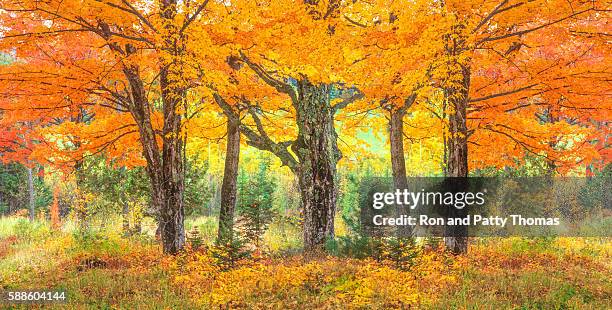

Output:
xmin=325 ymin=0 xmax=609 ymax=253
xmin=0 ymin=0 xmax=222 ymax=253
xmin=337 ymin=0 xmax=443 ymax=196
xmin=427 ymin=0 xmax=609 ymax=252
xmin=1 ymin=0 xmax=608 ymax=256
xmin=211 ymin=0 xmax=370 ymax=251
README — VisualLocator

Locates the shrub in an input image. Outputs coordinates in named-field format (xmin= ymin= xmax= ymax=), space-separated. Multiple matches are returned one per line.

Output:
xmin=13 ymin=218 xmax=51 ymax=241
xmin=70 ymin=229 xmax=123 ymax=259
xmin=210 ymin=236 xmax=251 ymax=270
xmin=187 ymin=226 xmax=204 ymax=250
xmin=326 ymin=236 xmax=420 ymax=270
xmin=326 ymin=235 xmax=377 ymax=259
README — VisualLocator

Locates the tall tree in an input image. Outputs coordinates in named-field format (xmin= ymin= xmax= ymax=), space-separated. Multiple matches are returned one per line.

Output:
xmin=209 ymin=55 xmax=281 ymax=245
xmin=433 ymin=0 xmax=609 ymax=253
xmin=339 ymin=0 xmax=443 ymax=191
xmin=213 ymin=0 xmax=368 ymax=252
xmin=217 ymin=108 xmax=241 ymax=243
xmin=0 ymin=0 xmax=218 ymax=254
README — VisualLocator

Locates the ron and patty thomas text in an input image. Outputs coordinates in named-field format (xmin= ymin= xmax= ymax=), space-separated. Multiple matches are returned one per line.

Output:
xmin=370 ymin=189 xmax=560 ymax=227
xmin=372 ymin=214 xmax=560 ymax=227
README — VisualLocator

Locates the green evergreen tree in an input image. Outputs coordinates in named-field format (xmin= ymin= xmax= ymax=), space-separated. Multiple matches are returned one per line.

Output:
xmin=237 ymin=156 xmax=277 ymax=249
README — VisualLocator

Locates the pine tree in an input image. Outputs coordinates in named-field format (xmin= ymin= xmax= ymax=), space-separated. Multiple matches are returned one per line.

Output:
xmin=237 ymin=157 xmax=277 ymax=250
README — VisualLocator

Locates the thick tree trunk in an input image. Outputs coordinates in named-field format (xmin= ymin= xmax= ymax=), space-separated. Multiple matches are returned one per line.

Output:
xmin=292 ymin=81 xmax=340 ymax=252
xmin=146 ymin=129 xmax=185 ymax=254
xmin=123 ymin=60 xmax=185 ymax=254
xmin=444 ymin=66 xmax=470 ymax=254
xmin=389 ymin=104 xmax=412 ymax=237
xmin=159 ymin=82 xmax=186 ymax=254
xmin=137 ymin=132 xmax=185 ymax=255
xmin=390 ymin=109 xmax=408 ymax=191
xmin=446 ymin=102 xmax=468 ymax=178
xmin=218 ymin=117 xmax=241 ymax=243
xmin=109 ymin=0 xmax=184 ymax=254
xmin=158 ymin=175 xmax=185 ymax=254
xmin=545 ymin=109 xmax=559 ymax=176
xmin=389 ymin=95 xmax=416 ymax=189
xmin=27 ymin=166 xmax=34 ymax=222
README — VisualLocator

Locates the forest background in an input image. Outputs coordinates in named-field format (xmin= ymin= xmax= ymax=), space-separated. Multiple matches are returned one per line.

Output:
xmin=0 ymin=0 xmax=610 ymax=308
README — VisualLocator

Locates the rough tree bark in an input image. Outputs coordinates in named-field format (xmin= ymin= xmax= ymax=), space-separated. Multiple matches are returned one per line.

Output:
xmin=73 ymin=0 xmax=202 ymax=254
xmin=437 ymin=15 xmax=471 ymax=254
xmin=443 ymin=65 xmax=470 ymax=254
xmin=158 ymin=82 xmax=186 ymax=254
xmin=218 ymin=116 xmax=241 ymax=243
xmin=119 ymin=55 xmax=185 ymax=254
xmin=145 ymin=0 xmax=186 ymax=255
xmin=222 ymin=48 xmax=364 ymax=253
xmin=545 ymin=107 xmax=560 ymax=176
xmin=214 ymin=79 xmax=361 ymax=253
xmin=390 ymin=109 xmax=408 ymax=191
xmin=292 ymin=81 xmax=341 ymax=252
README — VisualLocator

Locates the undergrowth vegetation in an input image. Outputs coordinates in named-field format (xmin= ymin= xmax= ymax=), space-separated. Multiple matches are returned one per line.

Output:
xmin=0 ymin=216 xmax=610 ymax=309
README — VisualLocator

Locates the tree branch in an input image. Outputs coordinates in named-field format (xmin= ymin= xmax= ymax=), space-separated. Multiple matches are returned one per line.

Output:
xmin=181 ymin=0 xmax=210 ymax=33
xmin=238 ymin=50 xmax=298 ymax=104
xmin=472 ymin=0 xmax=533 ymax=34
xmin=469 ymin=83 xmax=537 ymax=103
xmin=478 ymin=8 xmax=592 ymax=45
xmin=213 ymin=93 xmax=298 ymax=171
xmin=332 ymin=89 xmax=364 ymax=114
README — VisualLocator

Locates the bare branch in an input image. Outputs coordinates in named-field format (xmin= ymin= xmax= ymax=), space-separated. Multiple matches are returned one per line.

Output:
xmin=472 ymin=0 xmax=510 ymax=34
xmin=120 ymin=0 xmax=159 ymax=33
xmin=343 ymin=15 xmax=367 ymax=28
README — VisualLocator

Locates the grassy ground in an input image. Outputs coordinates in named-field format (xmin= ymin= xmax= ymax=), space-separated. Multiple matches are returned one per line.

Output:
xmin=0 ymin=216 xmax=610 ymax=309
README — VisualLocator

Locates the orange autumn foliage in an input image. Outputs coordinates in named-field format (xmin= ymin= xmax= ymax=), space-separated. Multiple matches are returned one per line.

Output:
xmin=0 ymin=0 xmax=608 ymax=175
